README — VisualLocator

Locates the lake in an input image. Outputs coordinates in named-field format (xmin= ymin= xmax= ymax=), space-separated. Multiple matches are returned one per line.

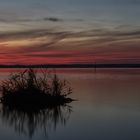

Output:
xmin=0 ymin=68 xmax=140 ymax=140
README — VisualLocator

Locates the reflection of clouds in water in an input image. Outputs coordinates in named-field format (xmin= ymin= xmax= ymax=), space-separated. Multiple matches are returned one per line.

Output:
xmin=0 ymin=104 xmax=72 ymax=138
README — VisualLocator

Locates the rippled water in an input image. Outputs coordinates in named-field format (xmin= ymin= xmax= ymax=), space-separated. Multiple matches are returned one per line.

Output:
xmin=0 ymin=68 xmax=140 ymax=140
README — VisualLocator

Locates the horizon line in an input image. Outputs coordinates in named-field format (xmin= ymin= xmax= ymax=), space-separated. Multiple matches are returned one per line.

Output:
xmin=0 ymin=63 xmax=140 ymax=68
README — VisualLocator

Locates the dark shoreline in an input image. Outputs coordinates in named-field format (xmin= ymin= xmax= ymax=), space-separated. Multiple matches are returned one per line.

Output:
xmin=0 ymin=64 xmax=140 ymax=68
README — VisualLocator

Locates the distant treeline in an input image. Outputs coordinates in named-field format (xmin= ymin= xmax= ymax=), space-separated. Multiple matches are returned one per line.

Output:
xmin=0 ymin=64 xmax=140 ymax=68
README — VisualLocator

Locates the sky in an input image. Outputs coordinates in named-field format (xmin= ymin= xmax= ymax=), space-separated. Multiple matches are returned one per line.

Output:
xmin=0 ymin=0 xmax=140 ymax=64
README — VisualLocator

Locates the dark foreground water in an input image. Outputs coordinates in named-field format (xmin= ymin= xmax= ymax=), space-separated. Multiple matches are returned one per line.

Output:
xmin=0 ymin=68 xmax=140 ymax=140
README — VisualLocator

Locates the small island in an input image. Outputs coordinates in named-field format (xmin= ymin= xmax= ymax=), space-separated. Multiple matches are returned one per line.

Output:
xmin=0 ymin=68 xmax=74 ymax=110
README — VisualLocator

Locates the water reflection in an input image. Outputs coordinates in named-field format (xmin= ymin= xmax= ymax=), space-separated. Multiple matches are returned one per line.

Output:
xmin=0 ymin=104 xmax=72 ymax=139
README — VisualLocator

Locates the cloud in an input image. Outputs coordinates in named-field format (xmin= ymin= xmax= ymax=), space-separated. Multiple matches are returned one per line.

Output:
xmin=43 ymin=17 xmax=63 ymax=22
xmin=0 ymin=29 xmax=69 ymax=41
xmin=0 ymin=16 xmax=63 ymax=23
xmin=1 ymin=26 xmax=140 ymax=46
xmin=0 ymin=28 xmax=71 ymax=54
xmin=0 ymin=26 xmax=140 ymax=64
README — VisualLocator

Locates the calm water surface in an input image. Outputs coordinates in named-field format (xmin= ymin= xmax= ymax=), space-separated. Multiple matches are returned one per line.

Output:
xmin=0 ymin=68 xmax=140 ymax=140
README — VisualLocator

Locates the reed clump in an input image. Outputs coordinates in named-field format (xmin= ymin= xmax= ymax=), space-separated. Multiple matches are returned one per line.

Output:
xmin=0 ymin=68 xmax=73 ymax=108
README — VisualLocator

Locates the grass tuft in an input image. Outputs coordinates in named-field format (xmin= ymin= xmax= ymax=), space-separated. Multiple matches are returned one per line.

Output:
xmin=0 ymin=68 xmax=73 ymax=108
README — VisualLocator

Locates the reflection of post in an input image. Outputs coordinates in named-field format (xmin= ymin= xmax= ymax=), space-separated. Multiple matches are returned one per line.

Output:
xmin=94 ymin=56 xmax=97 ymax=73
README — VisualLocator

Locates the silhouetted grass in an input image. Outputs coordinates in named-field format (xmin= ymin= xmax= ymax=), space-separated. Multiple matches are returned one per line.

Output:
xmin=0 ymin=68 xmax=73 ymax=108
